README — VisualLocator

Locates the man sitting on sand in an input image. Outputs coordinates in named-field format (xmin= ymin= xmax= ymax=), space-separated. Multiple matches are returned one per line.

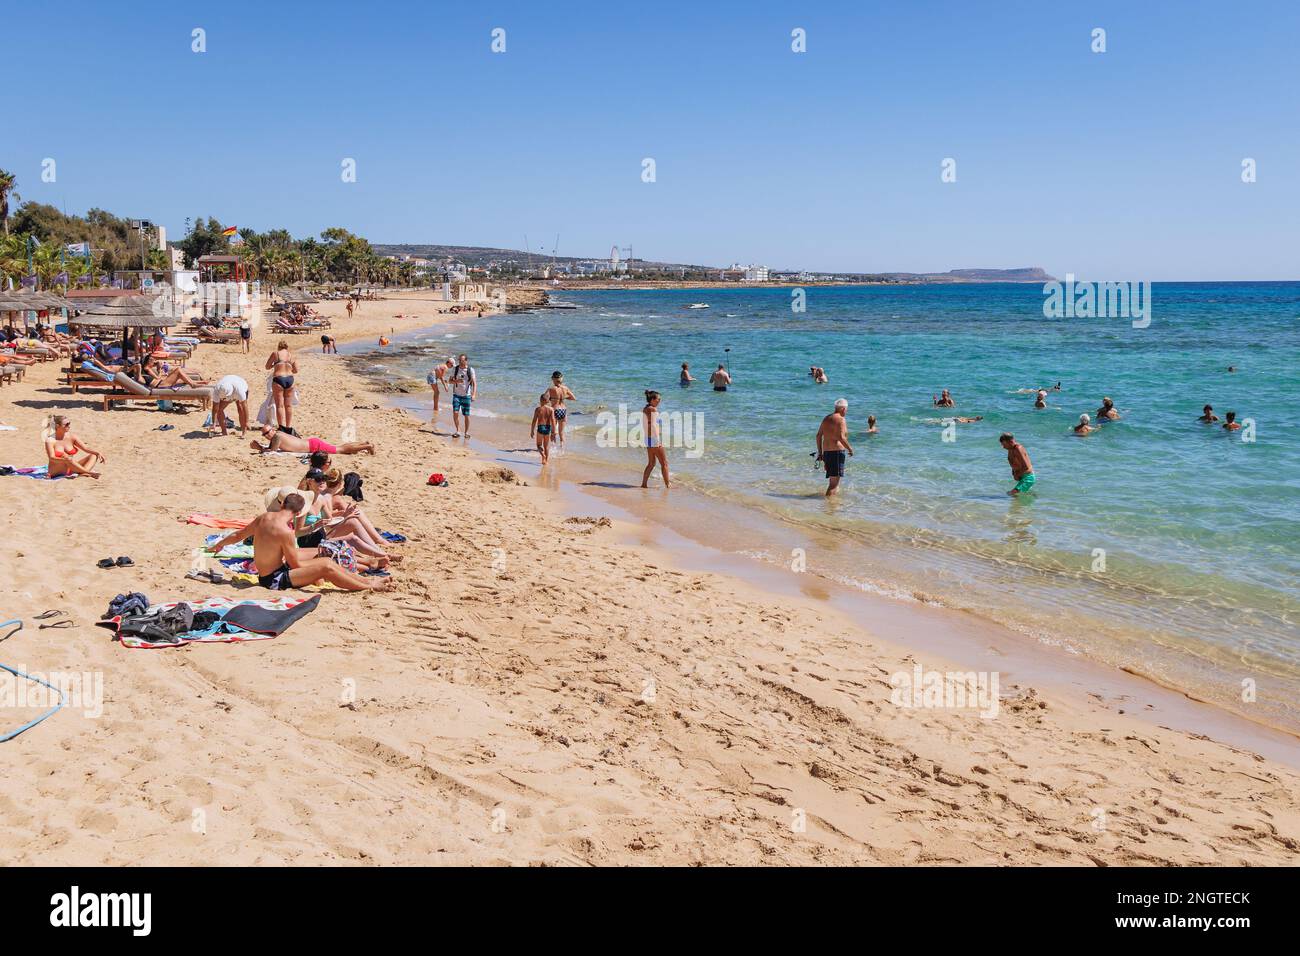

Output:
xmin=209 ymin=493 xmax=391 ymax=592
xmin=1000 ymin=432 xmax=1035 ymax=496
xmin=250 ymin=423 xmax=374 ymax=456
xmin=816 ymin=399 xmax=854 ymax=497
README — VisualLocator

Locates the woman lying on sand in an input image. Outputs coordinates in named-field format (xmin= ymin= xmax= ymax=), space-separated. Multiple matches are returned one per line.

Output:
xmin=44 ymin=415 xmax=105 ymax=479
xmin=250 ymin=424 xmax=374 ymax=456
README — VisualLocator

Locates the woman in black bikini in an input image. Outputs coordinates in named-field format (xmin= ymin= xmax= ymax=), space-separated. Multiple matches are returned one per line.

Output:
xmin=547 ymin=371 xmax=576 ymax=447
xmin=265 ymin=339 xmax=299 ymax=430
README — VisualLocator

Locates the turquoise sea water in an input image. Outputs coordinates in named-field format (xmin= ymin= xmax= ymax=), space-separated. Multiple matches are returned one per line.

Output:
xmin=366 ymin=283 xmax=1300 ymax=729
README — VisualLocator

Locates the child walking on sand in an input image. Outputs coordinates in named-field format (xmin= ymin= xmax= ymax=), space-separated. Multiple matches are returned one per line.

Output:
xmin=531 ymin=392 xmax=556 ymax=463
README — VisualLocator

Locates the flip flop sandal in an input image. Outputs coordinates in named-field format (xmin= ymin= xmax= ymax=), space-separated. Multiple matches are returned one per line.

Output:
xmin=39 ymin=619 xmax=75 ymax=630
xmin=97 ymin=558 xmax=116 ymax=569
xmin=156 ymin=424 xmax=175 ymax=431
xmin=34 ymin=609 xmax=68 ymax=620
xmin=115 ymin=556 xmax=135 ymax=567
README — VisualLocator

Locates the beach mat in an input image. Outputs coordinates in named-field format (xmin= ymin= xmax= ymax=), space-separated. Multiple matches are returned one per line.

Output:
xmin=98 ymin=595 xmax=320 ymax=649
xmin=228 ymin=571 xmax=343 ymax=592
xmin=184 ymin=514 xmax=249 ymax=529
xmin=0 ymin=465 xmax=73 ymax=480
xmin=223 ymin=595 xmax=321 ymax=635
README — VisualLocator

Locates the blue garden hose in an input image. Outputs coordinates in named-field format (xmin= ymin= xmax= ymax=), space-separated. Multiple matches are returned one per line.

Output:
xmin=0 ymin=619 xmax=67 ymax=742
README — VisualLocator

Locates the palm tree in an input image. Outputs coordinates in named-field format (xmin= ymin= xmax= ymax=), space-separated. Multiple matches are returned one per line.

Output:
xmin=0 ymin=168 xmax=16 ymax=236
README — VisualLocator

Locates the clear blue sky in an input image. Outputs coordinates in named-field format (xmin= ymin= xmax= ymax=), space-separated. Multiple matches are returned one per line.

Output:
xmin=4 ymin=0 xmax=1297 ymax=279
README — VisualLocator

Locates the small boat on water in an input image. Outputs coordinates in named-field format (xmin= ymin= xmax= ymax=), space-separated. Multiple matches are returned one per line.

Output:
xmin=684 ymin=303 xmax=710 ymax=310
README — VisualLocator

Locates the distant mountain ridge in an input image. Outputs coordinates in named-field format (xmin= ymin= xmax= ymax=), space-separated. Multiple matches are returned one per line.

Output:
xmin=871 ymin=267 xmax=1055 ymax=283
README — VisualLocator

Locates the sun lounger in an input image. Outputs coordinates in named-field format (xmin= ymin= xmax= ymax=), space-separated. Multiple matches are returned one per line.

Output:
xmin=78 ymin=361 xmax=213 ymax=411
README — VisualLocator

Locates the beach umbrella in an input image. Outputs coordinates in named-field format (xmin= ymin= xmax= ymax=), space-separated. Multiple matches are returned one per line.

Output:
xmin=66 ymin=295 xmax=180 ymax=354
xmin=67 ymin=295 xmax=177 ymax=327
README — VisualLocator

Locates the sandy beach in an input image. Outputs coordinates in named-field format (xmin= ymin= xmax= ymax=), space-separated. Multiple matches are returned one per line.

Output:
xmin=2 ymin=290 xmax=1298 ymax=866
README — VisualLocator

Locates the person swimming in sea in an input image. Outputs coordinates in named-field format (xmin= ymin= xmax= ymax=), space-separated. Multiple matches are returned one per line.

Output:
xmin=1072 ymin=413 xmax=1092 ymax=436
xmin=933 ymin=389 xmax=955 ymax=407
xmin=1034 ymin=389 xmax=1048 ymax=409
xmin=1197 ymin=404 xmax=1219 ymax=423
xmin=679 ymin=362 xmax=694 ymax=386
xmin=1096 ymin=396 xmax=1120 ymax=421
xmin=709 ymin=364 xmax=732 ymax=392
xmin=865 ymin=414 xmax=878 ymax=434
xmin=1223 ymin=410 xmax=1242 ymax=431
xmin=531 ymin=392 xmax=556 ymax=463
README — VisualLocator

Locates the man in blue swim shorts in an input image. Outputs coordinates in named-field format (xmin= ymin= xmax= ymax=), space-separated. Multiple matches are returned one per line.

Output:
xmin=449 ymin=354 xmax=476 ymax=438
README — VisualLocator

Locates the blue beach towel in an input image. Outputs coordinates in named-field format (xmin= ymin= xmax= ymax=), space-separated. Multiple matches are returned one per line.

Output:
xmin=0 ymin=465 xmax=73 ymax=480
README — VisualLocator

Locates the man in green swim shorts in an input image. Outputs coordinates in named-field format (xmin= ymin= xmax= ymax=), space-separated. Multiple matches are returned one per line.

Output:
xmin=999 ymin=432 xmax=1035 ymax=496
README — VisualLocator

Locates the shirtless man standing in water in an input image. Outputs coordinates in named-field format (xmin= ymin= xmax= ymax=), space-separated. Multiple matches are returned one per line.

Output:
xmin=815 ymin=399 xmax=854 ymax=496
xmin=1000 ymin=432 xmax=1035 ymax=496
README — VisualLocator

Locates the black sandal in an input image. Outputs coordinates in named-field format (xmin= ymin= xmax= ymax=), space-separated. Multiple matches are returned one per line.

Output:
xmin=115 ymin=556 xmax=134 ymax=567
xmin=97 ymin=558 xmax=116 ymax=569
xmin=34 ymin=609 xmax=68 ymax=620
xmin=39 ymin=619 xmax=75 ymax=630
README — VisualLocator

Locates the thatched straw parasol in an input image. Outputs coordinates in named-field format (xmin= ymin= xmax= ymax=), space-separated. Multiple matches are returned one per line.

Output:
xmin=277 ymin=289 xmax=318 ymax=304
xmin=66 ymin=295 xmax=181 ymax=330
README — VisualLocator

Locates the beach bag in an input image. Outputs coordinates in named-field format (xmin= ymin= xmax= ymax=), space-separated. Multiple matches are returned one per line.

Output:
xmin=118 ymin=603 xmax=195 ymax=644
xmin=342 ymin=472 xmax=364 ymax=501
xmin=104 ymin=591 xmax=150 ymax=620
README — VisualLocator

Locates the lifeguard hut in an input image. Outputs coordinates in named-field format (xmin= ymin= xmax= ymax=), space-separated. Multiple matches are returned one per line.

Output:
xmin=195 ymin=254 xmax=253 ymax=321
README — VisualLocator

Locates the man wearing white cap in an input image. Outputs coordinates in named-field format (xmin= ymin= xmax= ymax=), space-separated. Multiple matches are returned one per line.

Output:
xmin=213 ymin=374 xmax=250 ymax=437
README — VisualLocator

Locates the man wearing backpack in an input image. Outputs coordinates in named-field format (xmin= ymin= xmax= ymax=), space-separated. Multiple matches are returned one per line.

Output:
xmin=449 ymin=353 xmax=477 ymax=439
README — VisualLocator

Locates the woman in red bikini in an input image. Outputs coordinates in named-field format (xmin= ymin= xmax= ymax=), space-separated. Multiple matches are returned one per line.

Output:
xmin=249 ymin=423 xmax=374 ymax=456
xmin=44 ymin=415 xmax=106 ymax=479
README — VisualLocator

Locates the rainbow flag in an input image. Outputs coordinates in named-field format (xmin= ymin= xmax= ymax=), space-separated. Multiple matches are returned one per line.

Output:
xmin=221 ymin=226 xmax=238 ymax=237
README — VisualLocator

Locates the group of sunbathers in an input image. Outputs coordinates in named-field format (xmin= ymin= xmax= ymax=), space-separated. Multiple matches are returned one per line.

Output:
xmin=210 ymin=449 xmax=396 ymax=592
xmin=277 ymin=305 xmax=327 ymax=327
